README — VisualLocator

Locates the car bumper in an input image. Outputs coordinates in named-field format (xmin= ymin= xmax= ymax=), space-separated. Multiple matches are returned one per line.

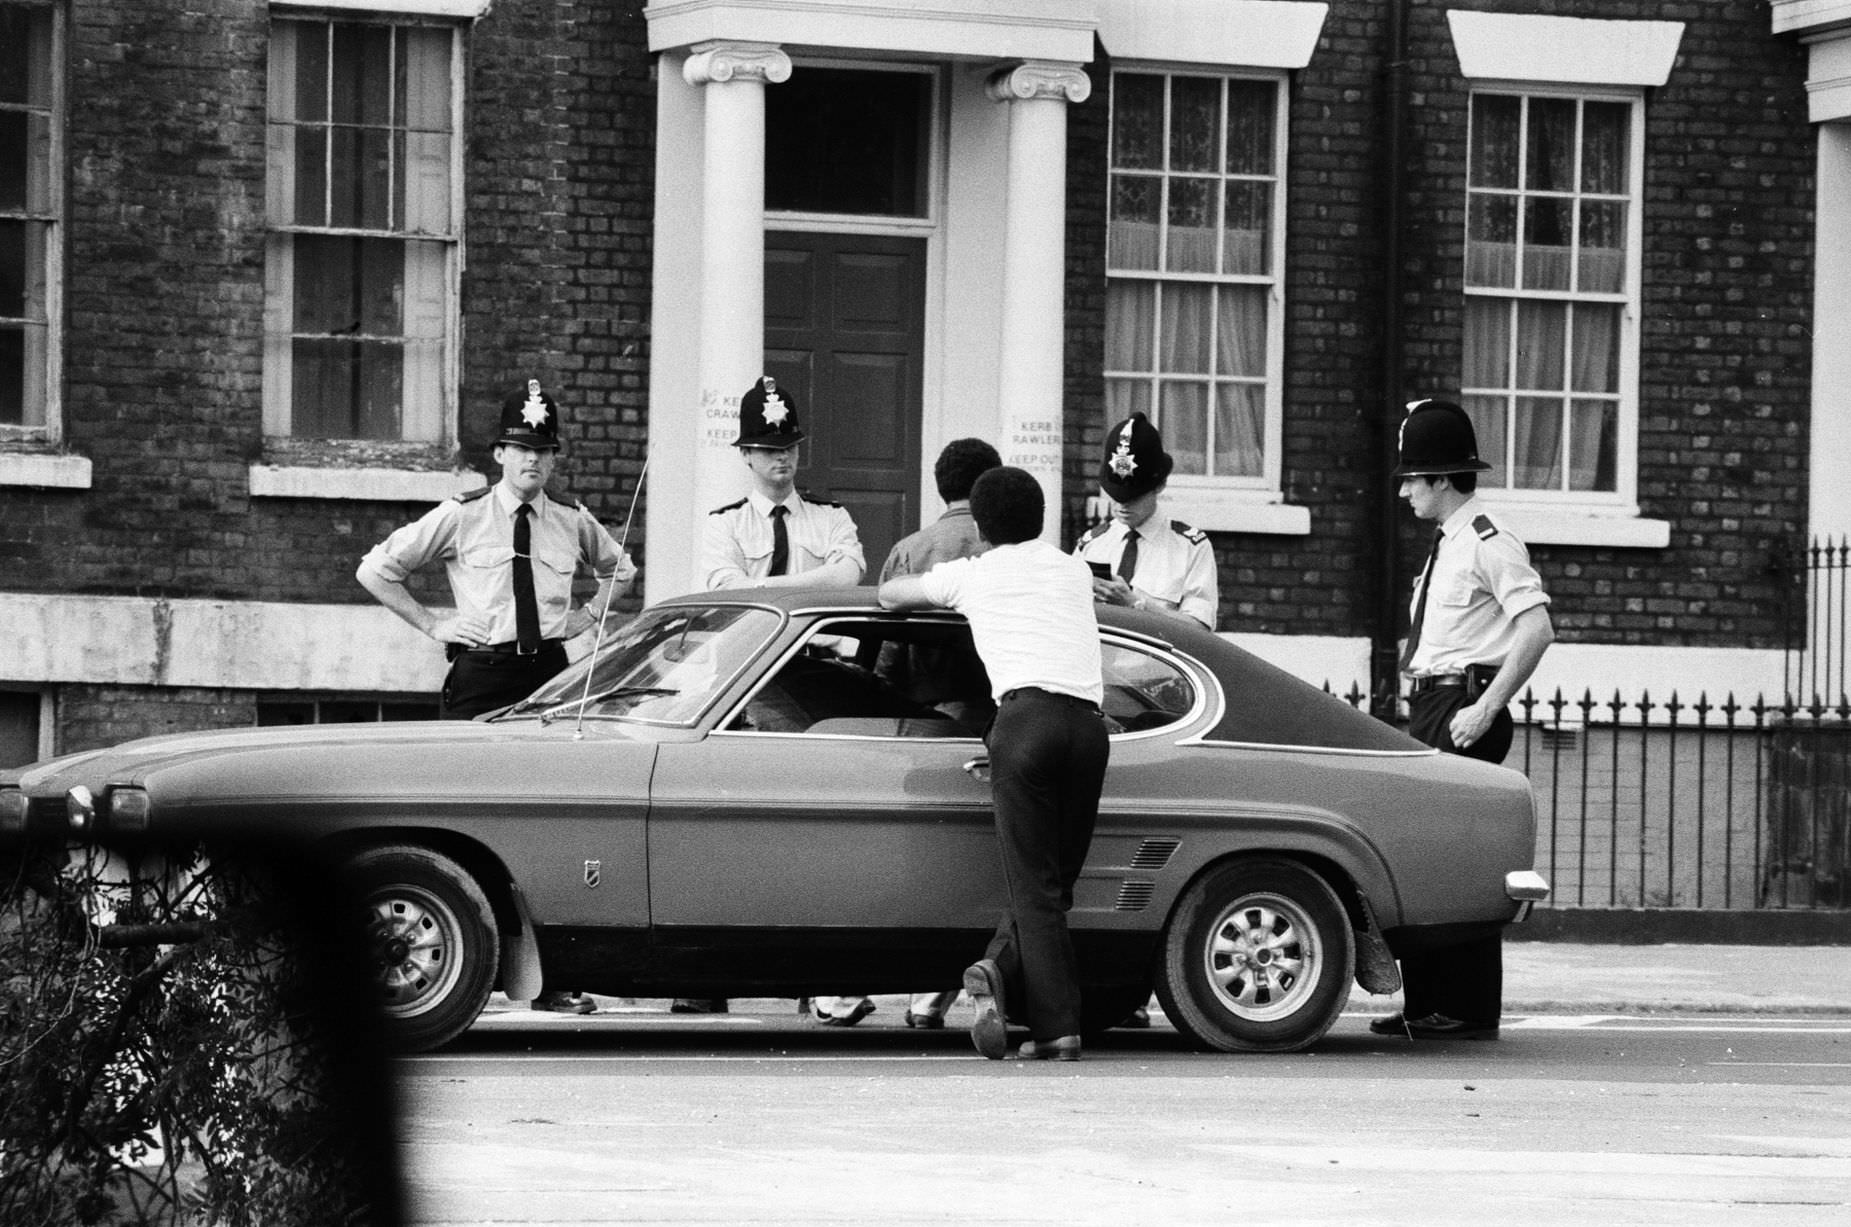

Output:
xmin=1505 ymin=869 xmax=1551 ymax=922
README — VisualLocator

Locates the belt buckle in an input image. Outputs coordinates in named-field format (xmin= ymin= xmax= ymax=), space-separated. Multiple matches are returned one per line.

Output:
xmin=516 ymin=642 xmax=540 ymax=657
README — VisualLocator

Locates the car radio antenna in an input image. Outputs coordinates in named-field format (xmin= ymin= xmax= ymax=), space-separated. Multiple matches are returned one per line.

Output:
xmin=574 ymin=451 xmax=649 ymax=740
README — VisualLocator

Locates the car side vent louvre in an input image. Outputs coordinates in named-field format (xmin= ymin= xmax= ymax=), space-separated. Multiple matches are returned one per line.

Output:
xmin=1115 ymin=880 xmax=1155 ymax=911
xmin=1130 ymin=838 xmax=1181 ymax=870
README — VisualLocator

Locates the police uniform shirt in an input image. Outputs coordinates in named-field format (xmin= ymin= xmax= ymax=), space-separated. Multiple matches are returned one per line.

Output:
xmin=918 ymin=541 xmax=1104 ymax=705
xmin=1075 ymin=515 xmax=1218 ymax=629
xmin=359 ymin=485 xmax=626 ymax=643
xmin=702 ymin=488 xmax=865 ymax=590
xmin=1404 ymin=497 xmax=1550 ymax=678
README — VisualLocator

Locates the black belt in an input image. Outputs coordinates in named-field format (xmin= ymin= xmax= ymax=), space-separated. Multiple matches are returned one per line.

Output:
xmin=1000 ymin=687 xmax=1101 ymax=714
xmin=450 ymin=638 xmax=562 ymax=660
xmin=1410 ymin=664 xmax=1497 ymax=697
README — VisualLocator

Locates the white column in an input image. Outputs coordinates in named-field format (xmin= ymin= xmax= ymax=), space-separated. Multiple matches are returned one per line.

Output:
xmin=681 ymin=41 xmax=791 ymax=575
xmin=1810 ymin=122 xmax=1851 ymax=542
xmin=987 ymin=61 xmax=1091 ymax=542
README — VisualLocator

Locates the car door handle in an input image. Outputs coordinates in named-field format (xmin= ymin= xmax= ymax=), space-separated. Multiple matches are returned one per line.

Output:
xmin=962 ymin=756 xmax=990 ymax=783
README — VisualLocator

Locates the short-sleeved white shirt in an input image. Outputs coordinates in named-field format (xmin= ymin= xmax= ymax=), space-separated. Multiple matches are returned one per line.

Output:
xmin=1075 ymin=513 xmax=1218 ymax=629
xmin=917 ymin=540 xmax=1103 ymax=704
xmin=1405 ymin=497 xmax=1551 ymax=677
xmin=702 ymin=489 xmax=864 ymax=590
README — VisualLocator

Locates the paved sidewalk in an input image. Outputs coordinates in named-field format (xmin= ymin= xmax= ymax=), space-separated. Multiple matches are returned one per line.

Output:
xmin=488 ymin=942 xmax=1851 ymax=1024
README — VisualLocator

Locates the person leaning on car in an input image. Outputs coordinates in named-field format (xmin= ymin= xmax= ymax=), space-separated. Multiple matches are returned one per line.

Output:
xmin=698 ymin=375 xmax=869 ymax=1022
xmin=1378 ymin=396 xmax=1555 ymax=1043
xmin=877 ymin=436 xmax=1003 ymax=1032
xmin=879 ymin=465 xmax=1109 ymax=1063
xmin=355 ymin=378 xmax=635 ymax=1015
xmin=1075 ymin=412 xmax=1218 ymax=632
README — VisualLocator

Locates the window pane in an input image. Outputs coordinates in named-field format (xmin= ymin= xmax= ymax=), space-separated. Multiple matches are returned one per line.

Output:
xmin=1463 ymin=298 xmax=1510 ymax=389
xmin=1106 ymin=280 xmax=1154 ymax=371
xmin=294 ymin=126 xmax=328 ymax=226
xmin=1578 ymin=200 xmax=1626 ymax=292
xmin=1160 ymin=283 xmax=1212 ymax=374
xmin=1215 ymin=383 xmax=1263 ymax=476
xmin=1582 ymin=102 xmax=1629 ymax=195
xmin=295 ymin=23 xmax=329 ymax=122
xmin=1112 ymin=74 xmax=1163 ymax=171
xmin=0 ymin=219 xmax=23 ymax=315
xmin=1463 ymin=395 xmax=1508 ymax=487
xmin=1512 ymin=396 xmax=1564 ymax=489
xmin=1168 ymin=77 xmax=1220 ymax=173
xmin=1222 ymin=181 xmax=1270 ymax=275
xmin=1214 ymin=285 xmax=1265 ymax=377
xmin=0 ymin=9 xmax=40 ymax=106
xmin=1571 ymin=303 xmax=1620 ymax=393
xmin=0 ymin=112 xmax=26 ymax=212
xmin=1165 ymin=177 xmax=1216 ymax=273
xmin=1525 ymin=97 xmax=1575 ymax=192
xmin=399 ymin=28 xmax=453 ymax=133
xmin=1514 ymin=299 xmax=1566 ymax=391
xmin=0 ymin=326 xmax=21 ymax=425
xmin=1470 ymin=95 xmax=1520 ymax=189
xmin=1106 ymin=378 xmax=1151 ymax=422
xmin=1569 ymin=399 xmax=1618 ymax=492
xmin=1224 ymin=79 xmax=1274 ymax=175
xmin=1159 ymin=382 xmax=1208 ymax=475
xmin=293 ymin=235 xmax=401 ymax=335
xmin=331 ymin=24 xmax=393 ymax=127
xmin=1521 ymin=196 xmax=1572 ymax=291
xmin=1109 ymin=175 xmax=1160 ymax=271
xmin=329 ymin=127 xmax=393 ymax=229
xmin=292 ymin=338 xmax=404 ymax=439
xmin=1466 ymin=194 xmax=1517 ymax=288
xmin=765 ymin=68 xmax=927 ymax=217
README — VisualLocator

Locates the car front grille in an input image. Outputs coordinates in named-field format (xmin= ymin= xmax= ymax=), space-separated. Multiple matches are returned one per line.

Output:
xmin=1129 ymin=838 xmax=1180 ymax=870
xmin=1114 ymin=880 xmax=1155 ymax=911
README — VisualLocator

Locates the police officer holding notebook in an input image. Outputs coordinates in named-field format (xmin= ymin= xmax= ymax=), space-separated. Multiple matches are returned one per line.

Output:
xmin=1376 ymin=397 xmax=1554 ymax=1041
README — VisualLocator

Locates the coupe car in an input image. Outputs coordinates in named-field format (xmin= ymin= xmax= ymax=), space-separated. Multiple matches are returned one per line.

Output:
xmin=1 ymin=587 xmax=1549 ymax=1054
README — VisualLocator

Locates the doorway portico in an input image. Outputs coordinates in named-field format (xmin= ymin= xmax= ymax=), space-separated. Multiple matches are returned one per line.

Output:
xmin=642 ymin=0 xmax=1096 ymax=600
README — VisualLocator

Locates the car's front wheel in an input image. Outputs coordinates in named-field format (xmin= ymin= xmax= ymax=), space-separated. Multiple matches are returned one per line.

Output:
xmin=347 ymin=844 xmax=499 ymax=1053
xmin=1155 ymin=858 xmax=1354 ymax=1053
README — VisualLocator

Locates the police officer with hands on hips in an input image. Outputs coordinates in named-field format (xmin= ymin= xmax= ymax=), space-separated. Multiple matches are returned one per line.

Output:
xmin=1375 ymin=396 xmax=1554 ymax=1042
xmin=1075 ymin=412 xmax=1218 ymax=630
xmin=357 ymin=378 xmax=636 ymax=1015
xmin=700 ymin=375 xmax=869 ymax=1022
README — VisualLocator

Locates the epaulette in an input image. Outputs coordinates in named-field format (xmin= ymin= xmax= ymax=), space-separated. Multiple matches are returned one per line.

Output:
xmin=1078 ymin=522 xmax=1110 ymax=546
xmin=1171 ymin=519 xmax=1208 ymax=545
xmin=452 ymin=486 xmax=492 ymax=503
xmin=708 ymin=497 xmax=747 ymax=515
xmin=1472 ymin=514 xmax=1499 ymax=540
xmin=800 ymin=491 xmax=844 ymax=508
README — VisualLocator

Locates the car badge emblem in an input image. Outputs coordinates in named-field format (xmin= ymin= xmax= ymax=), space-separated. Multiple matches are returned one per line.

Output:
xmin=583 ymin=859 xmax=601 ymax=889
xmin=522 ymin=379 xmax=549 ymax=428
xmin=1108 ymin=433 xmax=1138 ymax=478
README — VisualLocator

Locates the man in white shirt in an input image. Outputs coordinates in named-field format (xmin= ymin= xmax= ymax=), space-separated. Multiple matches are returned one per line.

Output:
xmin=879 ymin=466 xmax=1108 ymax=1062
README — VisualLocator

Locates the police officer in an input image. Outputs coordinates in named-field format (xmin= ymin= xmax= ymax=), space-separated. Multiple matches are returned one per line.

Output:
xmin=1075 ymin=413 xmax=1218 ymax=630
xmin=357 ymin=380 xmax=635 ymax=1015
xmin=701 ymin=375 xmax=864 ymax=591
xmin=1374 ymin=397 xmax=1554 ymax=1041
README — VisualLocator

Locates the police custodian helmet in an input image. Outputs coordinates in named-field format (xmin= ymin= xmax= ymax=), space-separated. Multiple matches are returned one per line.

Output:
xmin=1392 ymin=398 xmax=1492 ymax=478
xmin=735 ymin=375 xmax=805 ymax=448
xmin=1099 ymin=412 xmax=1174 ymax=502
xmin=496 ymin=379 xmax=563 ymax=450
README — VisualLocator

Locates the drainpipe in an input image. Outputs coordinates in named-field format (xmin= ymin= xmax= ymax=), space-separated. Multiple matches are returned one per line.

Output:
xmin=1370 ymin=0 xmax=1412 ymax=722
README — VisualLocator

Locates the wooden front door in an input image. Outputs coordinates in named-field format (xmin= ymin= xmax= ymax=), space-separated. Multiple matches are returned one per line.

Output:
xmin=764 ymin=231 xmax=925 ymax=577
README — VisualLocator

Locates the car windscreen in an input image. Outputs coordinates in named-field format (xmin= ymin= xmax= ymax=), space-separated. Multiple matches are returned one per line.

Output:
xmin=506 ymin=604 xmax=781 ymax=725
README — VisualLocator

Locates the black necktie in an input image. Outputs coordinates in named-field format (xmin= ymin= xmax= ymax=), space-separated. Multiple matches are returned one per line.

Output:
xmin=513 ymin=503 xmax=541 ymax=651
xmin=1399 ymin=527 xmax=1444 ymax=672
xmin=768 ymin=505 xmax=790 ymax=577
xmin=1118 ymin=529 xmax=1140 ymax=584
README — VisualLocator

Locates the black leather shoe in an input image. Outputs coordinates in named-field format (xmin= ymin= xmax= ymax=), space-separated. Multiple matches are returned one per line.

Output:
xmin=1017 ymin=1035 xmax=1081 ymax=1061
xmin=1403 ymin=1012 xmax=1499 ymax=1041
xmin=963 ymin=959 xmax=1008 ymax=1060
xmin=817 ymin=998 xmax=876 ymax=1027
xmin=1368 ymin=1011 xmax=1407 ymax=1036
xmin=531 ymin=991 xmax=596 ymax=1015
xmin=904 ymin=1010 xmax=946 ymax=1030
xmin=1118 ymin=1005 xmax=1151 ymax=1030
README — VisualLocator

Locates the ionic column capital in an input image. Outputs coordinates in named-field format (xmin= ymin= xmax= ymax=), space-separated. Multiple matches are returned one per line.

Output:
xmin=985 ymin=60 xmax=1092 ymax=105
xmin=683 ymin=41 xmax=792 ymax=88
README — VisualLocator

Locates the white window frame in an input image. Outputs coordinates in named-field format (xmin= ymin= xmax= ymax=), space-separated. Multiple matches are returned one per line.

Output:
xmin=262 ymin=13 xmax=463 ymax=447
xmin=0 ymin=1 xmax=66 ymax=463
xmin=1463 ymin=84 xmax=1646 ymax=523
xmin=1103 ymin=65 xmax=1305 ymax=536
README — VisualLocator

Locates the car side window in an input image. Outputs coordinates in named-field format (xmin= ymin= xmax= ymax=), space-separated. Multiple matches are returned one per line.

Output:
xmin=1100 ymin=641 xmax=1196 ymax=734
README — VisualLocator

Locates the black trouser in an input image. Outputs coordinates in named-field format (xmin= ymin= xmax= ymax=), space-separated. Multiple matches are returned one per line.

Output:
xmin=1401 ymin=682 xmax=1509 ymax=1027
xmin=982 ymin=688 xmax=1110 ymax=1040
xmin=441 ymin=642 xmax=568 ymax=720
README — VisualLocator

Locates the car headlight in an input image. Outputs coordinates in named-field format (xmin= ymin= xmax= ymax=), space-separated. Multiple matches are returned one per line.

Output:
xmin=67 ymin=785 xmax=95 ymax=834
xmin=0 ymin=788 xmax=26 ymax=835
xmin=65 ymin=785 xmax=151 ymax=835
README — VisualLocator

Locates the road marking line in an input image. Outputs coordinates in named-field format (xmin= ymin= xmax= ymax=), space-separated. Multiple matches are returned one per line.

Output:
xmin=407 ymin=1053 xmax=977 ymax=1065
xmin=1706 ymin=1061 xmax=1851 ymax=1068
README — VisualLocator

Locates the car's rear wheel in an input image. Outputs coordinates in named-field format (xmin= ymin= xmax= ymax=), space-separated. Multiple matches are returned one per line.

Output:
xmin=347 ymin=844 xmax=498 ymax=1053
xmin=1155 ymin=858 xmax=1354 ymax=1053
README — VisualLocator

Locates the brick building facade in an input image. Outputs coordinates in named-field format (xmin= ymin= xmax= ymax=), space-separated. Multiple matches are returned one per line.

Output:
xmin=0 ymin=0 xmax=1841 ymax=762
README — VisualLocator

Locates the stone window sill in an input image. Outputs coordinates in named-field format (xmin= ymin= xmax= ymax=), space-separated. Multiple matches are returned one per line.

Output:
xmin=248 ymin=464 xmax=486 ymax=503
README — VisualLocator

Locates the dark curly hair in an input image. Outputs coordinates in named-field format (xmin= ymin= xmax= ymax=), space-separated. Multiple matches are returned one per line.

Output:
xmin=934 ymin=437 xmax=1002 ymax=502
xmin=969 ymin=466 xmax=1043 ymax=546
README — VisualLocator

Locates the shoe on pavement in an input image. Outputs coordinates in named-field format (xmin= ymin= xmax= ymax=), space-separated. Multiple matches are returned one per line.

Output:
xmin=904 ymin=1009 xmax=946 ymax=1030
xmin=817 ymin=997 xmax=876 ymax=1027
xmin=1017 ymin=1035 xmax=1081 ymax=1061
xmin=531 ymin=991 xmax=596 ymax=1015
xmin=1368 ymin=1010 xmax=1407 ymax=1036
xmin=670 ymin=998 xmax=729 ymax=1014
xmin=1403 ymin=1012 xmax=1498 ymax=1041
xmin=963 ymin=959 xmax=1008 ymax=1060
xmin=1118 ymin=1005 xmax=1152 ymax=1030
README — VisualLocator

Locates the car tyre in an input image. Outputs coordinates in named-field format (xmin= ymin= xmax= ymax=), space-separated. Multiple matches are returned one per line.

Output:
xmin=347 ymin=844 xmax=499 ymax=1054
xmin=1155 ymin=858 xmax=1354 ymax=1053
